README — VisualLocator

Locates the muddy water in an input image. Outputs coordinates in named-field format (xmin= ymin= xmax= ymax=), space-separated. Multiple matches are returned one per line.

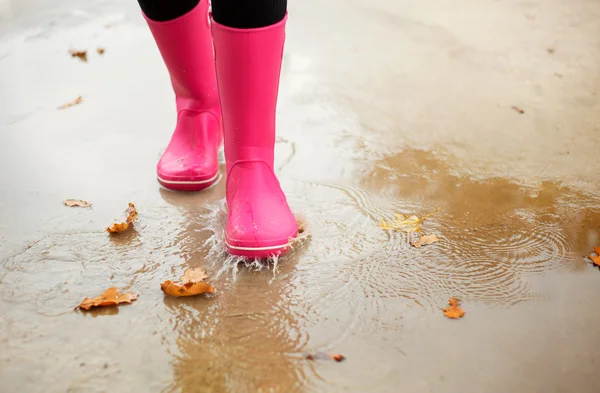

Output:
xmin=1 ymin=0 xmax=600 ymax=392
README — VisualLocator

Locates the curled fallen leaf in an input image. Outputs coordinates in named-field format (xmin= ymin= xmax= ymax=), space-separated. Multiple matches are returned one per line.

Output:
xmin=161 ymin=281 xmax=214 ymax=297
xmin=588 ymin=246 xmax=600 ymax=267
xmin=69 ymin=49 xmax=88 ymax=62
xmin=107 ymin=222 xmax=128 ymax=233
xmin=97 ymin=47 xmax=105 ymax=55
xmin=77 ymin=287 xmax=138 ymax=311
xmin=106 ymin=203 xmax=137 ymax=233
xmin=162 ymin=267 xmax=214 ymax=297
xmin=125 ymin=203 xmax=138 ymax=223
xmin=64 ymin=199 xmax=92 ymax=208
xmin=305 ymin=352 xmax=345 ymax=362
xmin=411 ymin=234 xmax=440 ymax=248
xmin=443 ymin=297 xmax=465 ymax=319
xmin=511 ymin=105 xmax=525 ymax=114
xmin=58 ymin=96 xmax=83 ymax=110
xmin=379 ymin=208 xmax=439 ymax=233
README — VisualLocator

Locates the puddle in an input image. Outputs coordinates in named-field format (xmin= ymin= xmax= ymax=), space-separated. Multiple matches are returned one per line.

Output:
xmin=2 ymin=147 xmax=599 ymax=392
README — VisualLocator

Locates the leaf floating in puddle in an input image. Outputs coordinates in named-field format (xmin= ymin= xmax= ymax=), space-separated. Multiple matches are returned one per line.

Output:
xmin=180 ymin=267 xmax=208 ymax=283
xmin=443 ymin=297 xmax=465 ymax=319
xmin=107 ymin=222 xmax=128 ymax=233
xmin=379 ymin=208 xmax=439 ymax=233
xmin=58 ymin=96 xmax=83 ymax=110
xmin=106 ymin=203 xmax=137 ymax=233
xmin=161 ymin=281 xmax=214 ymax=297
xmin=69 ymin=49 xmax=88 ymax=62
xmin=305 ymin=352 xmax=345 ymax=362
xmin=161 ymin=267 xmax=214 ymax=297
xmin=64 ymin=199 xmax=92 ymax=208
xmin=77 ymin=287 xmax=138 ymax=311
xmin=588 ymin=246 xmax=600 ymax=267
xmin=410 ymin=234 xmax=440 ymax=248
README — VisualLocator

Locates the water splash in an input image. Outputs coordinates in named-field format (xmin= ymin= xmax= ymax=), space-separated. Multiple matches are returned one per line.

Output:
xmin=200 ymin=199 xmax=311 ymax=280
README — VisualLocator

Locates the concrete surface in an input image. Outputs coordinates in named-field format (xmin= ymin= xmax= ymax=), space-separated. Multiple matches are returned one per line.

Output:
xmin=1 ymin=0 xmax=600 ymax=392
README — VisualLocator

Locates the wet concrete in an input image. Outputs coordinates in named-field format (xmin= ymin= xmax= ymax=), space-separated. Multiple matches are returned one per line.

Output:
xmin=1 ymin=0 xmax=600 ymax=392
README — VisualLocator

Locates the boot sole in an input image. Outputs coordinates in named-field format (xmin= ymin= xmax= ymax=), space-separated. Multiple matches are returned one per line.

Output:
xmin=158 ymin=172 xmax=221 ymax=191
xmin=226 ymin=242 xmax=291 ymax=259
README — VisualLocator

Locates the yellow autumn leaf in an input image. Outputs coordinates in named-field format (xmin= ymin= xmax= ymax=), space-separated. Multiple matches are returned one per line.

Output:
xmin=379 ymin=208 xmax=439 ymax=233
xmin=180 ymin=268 xmax=208 ymax=284
xmin=410 ymin=234 xmax=440 ymax=248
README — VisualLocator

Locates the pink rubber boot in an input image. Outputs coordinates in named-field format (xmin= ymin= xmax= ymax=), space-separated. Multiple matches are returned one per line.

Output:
xmin=144 ymin=1 xmax=222 ymax=191
xmin=211 ymin=15 xmax=298 ymax=258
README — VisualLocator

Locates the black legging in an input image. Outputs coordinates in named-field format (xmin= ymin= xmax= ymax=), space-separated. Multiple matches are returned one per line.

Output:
xmin=138 ymin=0 xmax=287 ymax=28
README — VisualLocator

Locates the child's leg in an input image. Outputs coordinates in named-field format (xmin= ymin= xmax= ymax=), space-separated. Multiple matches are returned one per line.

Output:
xmin=140 ymin=0 xmax=223 ymax=191
xmin=212 ymin=0 xmax=286 ymax=28
xmin=137 ymin=0 xmax=200 ymax=22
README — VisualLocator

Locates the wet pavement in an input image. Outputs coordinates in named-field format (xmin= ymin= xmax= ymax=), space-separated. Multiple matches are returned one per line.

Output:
xmin=1 ymin=0 xmax=600 ymax=392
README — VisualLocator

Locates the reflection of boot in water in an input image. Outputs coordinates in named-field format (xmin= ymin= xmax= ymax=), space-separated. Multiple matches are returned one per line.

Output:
xmin=212 ymin=6 xmax=298 ymax=259
xmin=142 ymin=0 xmax=223 ymax=191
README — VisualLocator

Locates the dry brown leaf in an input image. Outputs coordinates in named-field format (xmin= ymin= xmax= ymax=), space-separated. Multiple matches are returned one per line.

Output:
xmin=107 ymin=222 xmax=129 ymax=233
xmin=106 ymin=203 xmax=137 ymax=233
xmin=125 ymin=203 xmax=138 ymax=224
xmin=77 ymin=287 xmax=138 ymax=311
xmin=97 ymin=47 xmax=105 ymax=55
xmin=64 ymin=199 xmax=92 ymax=208
xmin=443 ymin=297 xmax=465 ymax=319
xmin=180 ymin=268 xmax=208 ymax=284
xmin=298 ymin=221 xmax=305 ymax=234
xmin=58 ymin=96 xmax=83 ymax=110
xmin=161 ymin=281 xmax=214 ymax=297
xmin=511 ymin=105 xmax=525 ymax=114
xmin=411 ymin=234 xmax=440 ymax=248
xmin=69 ymin=49 xmax=88 ymax=62
xmin=305 ymin=352 xmax=345 ymax=362
xmin=589 ymin=246 xmax=600 ymax=267
xmin=379 ymin=208 xmax=439 ymax=233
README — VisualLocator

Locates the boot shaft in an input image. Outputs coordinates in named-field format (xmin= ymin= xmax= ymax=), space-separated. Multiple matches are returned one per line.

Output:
xmin=211 ymin=16 xmax=287 ymax=174
xmin=144 ymin=1 xmax=220 ymax=112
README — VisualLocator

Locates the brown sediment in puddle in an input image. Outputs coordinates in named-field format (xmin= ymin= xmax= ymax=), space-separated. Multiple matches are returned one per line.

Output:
xmin=362 ymin=149 xmax=600 ymax=253
xmin=349 ymin=149 xmax=600 ymax=305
